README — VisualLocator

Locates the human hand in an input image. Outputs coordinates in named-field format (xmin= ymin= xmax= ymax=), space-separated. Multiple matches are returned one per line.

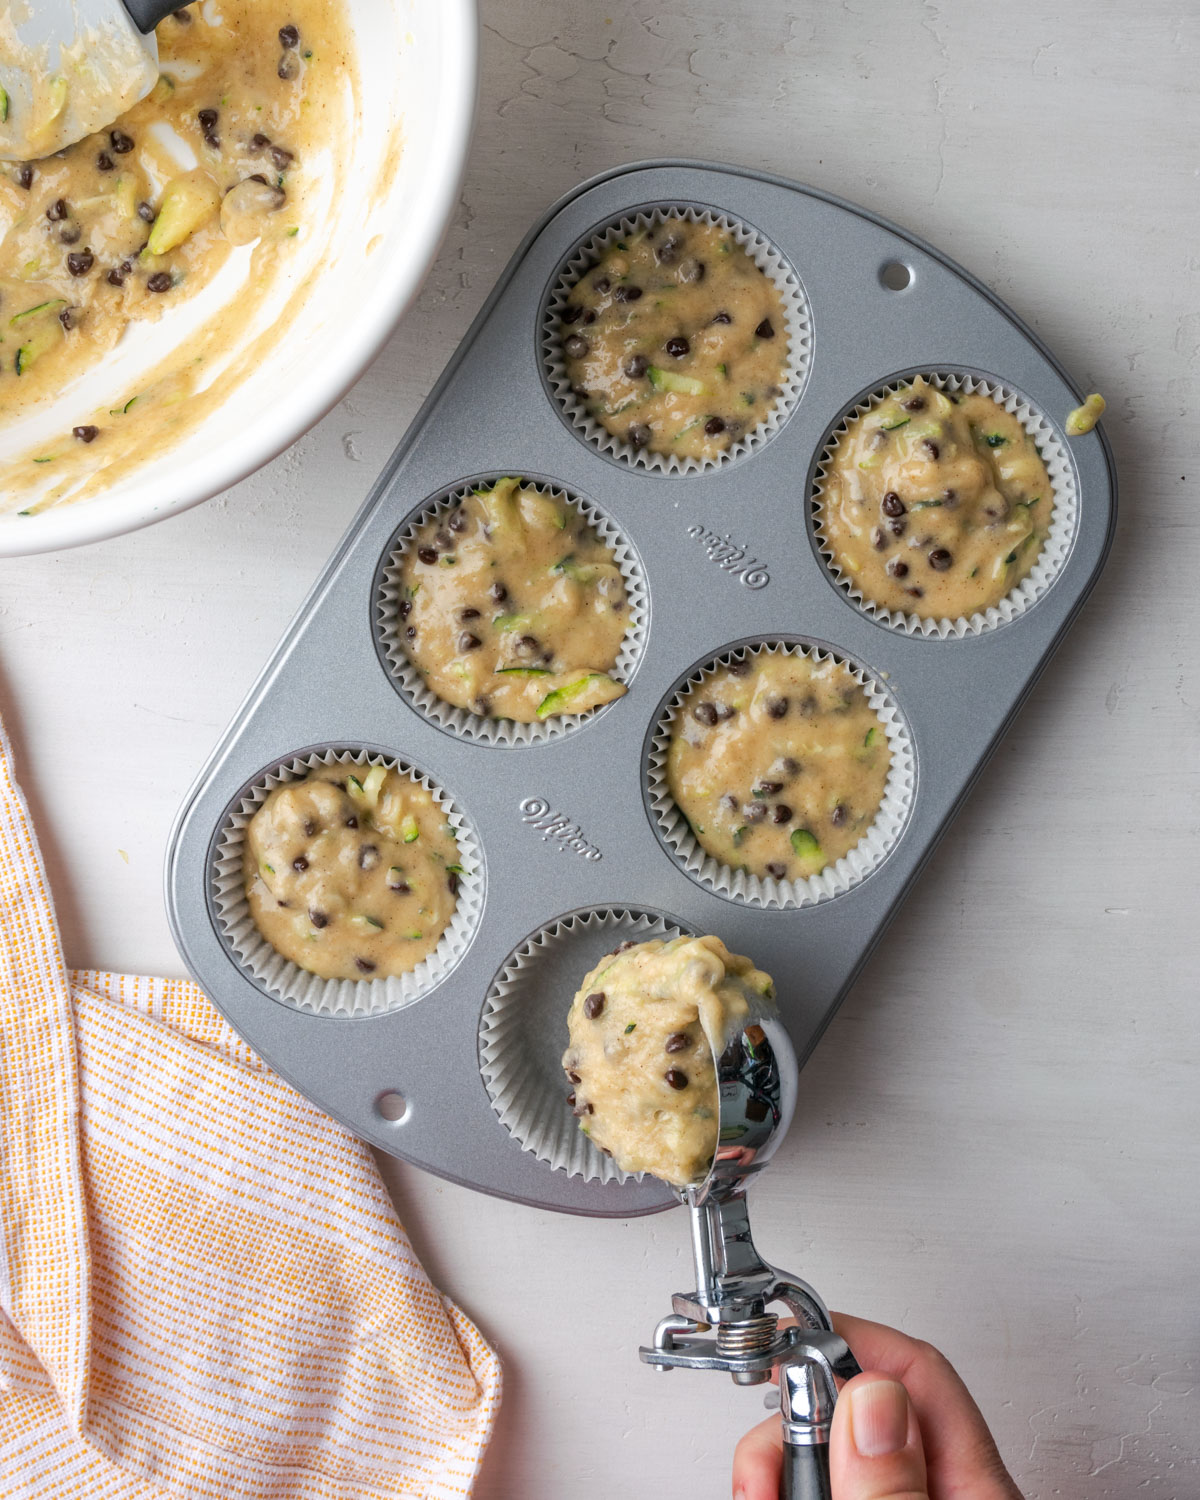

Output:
xmin=732 ymin=1312 xmax=1024 ymax=1499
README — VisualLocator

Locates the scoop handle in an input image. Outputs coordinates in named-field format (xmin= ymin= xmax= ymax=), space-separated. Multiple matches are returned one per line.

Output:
xmin=123 ymin=0 xmax=187 ymax=33
xmin=782 ymin=1440 xmax=832 ymax=1500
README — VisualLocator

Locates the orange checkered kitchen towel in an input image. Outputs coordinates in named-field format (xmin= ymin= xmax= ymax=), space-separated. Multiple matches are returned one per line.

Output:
xmin=0 ymin=716 xmax=501 ymax=1498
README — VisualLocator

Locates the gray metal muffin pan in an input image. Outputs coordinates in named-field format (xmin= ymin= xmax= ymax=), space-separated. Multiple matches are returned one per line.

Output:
xmin=165 ymin=160 xmax=1117 ymax=1217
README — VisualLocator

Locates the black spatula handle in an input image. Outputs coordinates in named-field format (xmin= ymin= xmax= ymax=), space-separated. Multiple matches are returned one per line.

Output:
xmin=123 ymin=0 xmax=188 ymax=34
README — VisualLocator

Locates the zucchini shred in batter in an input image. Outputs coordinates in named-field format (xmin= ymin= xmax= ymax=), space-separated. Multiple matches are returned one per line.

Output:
xmin=0 ymin=0 xmax=356 ymax=514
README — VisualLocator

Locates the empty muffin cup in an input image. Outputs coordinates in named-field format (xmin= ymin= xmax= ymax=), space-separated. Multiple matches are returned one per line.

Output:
xmin=811 ymin=371 xmax=1078 ymax=638
xmin=646 ymin=640 xmax=914 ymax=909
xmin=479 ymin=907 xmax=687 ymax=1184
xmin=543 ymin=205 xmax=811 ymax=474
xmin=211 ymin=747 xmax=483 ymax=1017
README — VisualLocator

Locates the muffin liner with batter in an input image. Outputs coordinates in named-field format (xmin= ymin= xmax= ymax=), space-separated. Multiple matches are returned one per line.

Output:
xmin=479 ymin=908 xmax=689 ymax=1185
xmin=211 ymin=747 xmax=483 ymax=1017
xmin=646 ymin=641 xmax=915 ymax=909
xmin=375 ymin=479 xmax=648 ymax=746
xmin=543 ymin=204 xmax=812 ymax=474
xmin=811 ymin=371 xmax=1078 ymax=638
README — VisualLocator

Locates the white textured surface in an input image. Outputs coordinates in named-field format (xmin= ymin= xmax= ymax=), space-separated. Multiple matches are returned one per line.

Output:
xmin=0 ymin=2 xmax=1197 ymax=1496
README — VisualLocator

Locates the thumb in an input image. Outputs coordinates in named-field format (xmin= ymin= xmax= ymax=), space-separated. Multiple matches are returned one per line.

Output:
xmin=830 ymin=1371 xmax=929 ymax=1500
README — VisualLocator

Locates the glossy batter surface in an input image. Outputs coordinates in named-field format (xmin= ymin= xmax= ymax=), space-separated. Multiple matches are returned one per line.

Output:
xmin=559 ymin=216 xmax=788 ymax=462
xmin=667 ymin=653 xmax=890 ymax=882
xmin=396 ymin=478 xmax=630 ymax=722
xmin=244 ymin=765 xmax=460 ymax=981
xmin=816 ymin=378 xmax=1054 ymax=619
xmin=561 ymin=935 xmax=773 ymax=1188
xmin=0 ymin=0 xmax=354 ymax=513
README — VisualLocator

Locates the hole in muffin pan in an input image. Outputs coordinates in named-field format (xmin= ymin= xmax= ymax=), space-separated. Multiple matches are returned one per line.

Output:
xmin=208 ymin=745 xmax=484 ymax=1018
xmin=479 ymin=906 xmax=690 ymax=1185
xmin=808 ymin=370 xmax=1080 ymax=640
xmin=879 ymin=260 xmax=913 ymax=291
xmin=541 ymin=201 xmax=812 ymax=476
xmin=644 ymin=637 xmax=915 ymax=910
xmin=373 ymin=473 xmax=649 ymax=747
xmin=376 ymin=1091 xmax=409 ymax=1123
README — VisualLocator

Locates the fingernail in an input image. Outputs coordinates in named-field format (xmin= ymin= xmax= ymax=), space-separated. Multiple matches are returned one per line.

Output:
xmin=850 ymin=1378 xmax=909 ymax=1457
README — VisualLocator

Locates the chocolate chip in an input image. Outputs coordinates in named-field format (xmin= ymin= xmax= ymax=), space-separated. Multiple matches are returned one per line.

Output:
xmin=928 ymin=547 xmax=953 ymax=570
xmin=871 ymin=526 xmax=887 ymax=550
xmin=66 ymin=250 xmax=94 ymax=277
xmin=172 ymin=8 xmax=191 ymax=20
xmin=97 ymin=151 xmax=114 ymax=172
xmin=490 ymin=582 xmax=508 ymax=603
xmin=398 ymin=599 xmax=412 ymax=619
xmin=902 ymin=396 xmax=926 ymax=411
xmin=704 ymin=416 xmax=726 ymax=435
xmin=146 ymin=272 xmax=173 ymax=293
xmin=355 ymin=957 xmax=376 ymax=974
xmin=71 ymin=424 xmax=98 ymax=443
xmin=743 ymin=802 xmax=767 ymax=823
xmin=59 ymin=225 xmax=81 ymax=245
xmin=941 ymin=488 xmax=959 ymax=508
xmin=560 ymin=304 xmax=582 ymax=324
xmin=756 ymin=781 xmax=783 ymax=795
xmin=679 ymin=257 xmax=706 ymax=284
xmin=613 ymin=284 xmax=642 ymax=302
xmin=583 ymin=992 xmax=605 ymax=1019
xmin=593 ymin=275 xmax=610 ymax=293
xmin=566 ymin=1091 xmax=576 ymax=1106
xmin=46 ymin=198 xmax=69 ymax=222
xmin=137 ymin=201 xmax=155 ymax=223
xmin=771 ymin=804 xmax=793 ymax=824
xmin=433 ymin=527 xmax=454 ymax=551
xmin=881 ymin=491 xmax=906 ymax=517
xmin=458 ymin=632 xmax=481 ymax=652
xmin=279 ymin=23 xmax=300 ymax=47
xmin=251 ymin=132 xmax=272 ymax=149
xmin=567 ymin=1070 xmax=581 ymax=1084
xmin=16 ymin=165 xmax=33 ymax=190
xmin=755 ymin=318 xmax=775 ymax=338
xmin=270 ymin=146 xmax=294 ymax=171
xmin=886 ymin=558 xmax=909 ymax=577
xmin=711 ymin=310 xmax=732 ymax=324
xmin=449 ymin=509 xmax=467 ymax=532
xmin=665 ymin=1069 xmax=688 ymax=1090
xmin=303 ymin=818 xmax=318 ymax=836
xmin=459 ymin=606 xmax=480 ymax=621
xmin=766 ymin=862 xmax=788 ymax=879
xmin=110 ymin=130 xmax=134 ymax=154
xmin=198 ymin=108 xmax=218 ymax=129
xmin=665 ymin=1032 xmax=690 ymax=1053
xmin=727 ymin=659 xmax=751 ymax=676
xmin=693 ymin=702 xmax=718 ymax=726
xmin=564 ymin=334 xmax=589 ymax=359
xmin=278 ymin=52 xmax=300 ymax=81
xmin=344 ymin=815 xmax=358 ymax=828
xmin=627 ymin=424 xmax=651 ymax=449
xmin=766 ymin=696 xmax=789 ymax=719
xmin=665 ymin=336 xmax=690 ymax=358
xmin=405 ymin=626 xmax=416 ymax=639
xmin=624 ymin=353 xmax=649 ymax=378
xmin=573 ymin=1101 xmax=594 ymax=1117
xmin=447 ymin=873 xmax=459 ymax=895
xmin=417 ymin=546 xmax=438 ymax=564
xmin=713 ymin=703 xmax=737 ymax=721
xmin=921 ymin=439 xmax=940 ymax=460
xmin=656 ymin=233 xmax=682 ymax=264
xmin=887 ymin=517 xmax=907 ymax=537
xmin=359 ymin=845 xmax=379 ymax=870
xmin=906 ymin=586 xmax=925 ymax=598
xmin=309 ymin=908 xmax=328 ymax=928
xmin=831 ymin=804 xmax=847 ymax=827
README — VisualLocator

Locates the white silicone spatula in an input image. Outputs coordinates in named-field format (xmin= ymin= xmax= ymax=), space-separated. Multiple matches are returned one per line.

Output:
xmin=0 ymin=0 xmax=181 ymax=162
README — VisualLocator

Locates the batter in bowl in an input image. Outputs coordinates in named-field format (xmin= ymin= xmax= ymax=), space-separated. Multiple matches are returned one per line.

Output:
xmin=815 ymin=377 xmax=1054 ymax=619
xmin=666 ymin=651 xmax=891 ymax=883
xmin=244 ymin=764 xmax=460 ymax=981
xmin=561 ymin=934 xmax=774 ymax=1188
xmin=558 ymin=214 xmax=788 ymax=463
xmin=395 ymin=477 xmax=631 ymax=722
xmin=0 ymin=0 xmax=355 ymax=512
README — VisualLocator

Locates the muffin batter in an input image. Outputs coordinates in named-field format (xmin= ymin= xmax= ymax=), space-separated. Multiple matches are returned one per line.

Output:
xmin=244 ymin=765 xmax=460 ymax=981
xmin=561 ymin=934 xmax=774 ymax=1188
xmin=816 ymin=378 xmax=1054 ymax=619
xmin=667 ymin=652 xmax=890 ymax=882
xmin=558 ymin=216 xmax=788 ymax=462
xmin=0 ymin=0 xmax=355 ymax=512
xmin=396 ymin=478 xmax=630 ymax=722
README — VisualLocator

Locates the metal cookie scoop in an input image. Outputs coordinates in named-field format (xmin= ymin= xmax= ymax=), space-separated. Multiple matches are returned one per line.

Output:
xmin=0 ymin=0 xmax=179 ymax=162
xmin=639 ymin=1004 xmax=859 ymax=1500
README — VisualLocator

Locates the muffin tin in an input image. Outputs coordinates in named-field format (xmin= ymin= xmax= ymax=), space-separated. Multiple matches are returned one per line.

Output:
xmin=165 ymin=160 xmax=1117 ymax=1218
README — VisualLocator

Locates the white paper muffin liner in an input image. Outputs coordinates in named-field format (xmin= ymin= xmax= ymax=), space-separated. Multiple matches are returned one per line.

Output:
xmin=375 ymin=478 xmax=648 ymax=746
xmin=647 ymin=641 xmax=914 ymax=909
xmin=211 ymin=748 xmax=483 ymax=1017
xmin=811 ymin=372 xmax=1078 ymax=638
xmin=543 ymin=204 xmax=812 ymax=474
xmin=479 ymin=908 xmax=687 ymax=1184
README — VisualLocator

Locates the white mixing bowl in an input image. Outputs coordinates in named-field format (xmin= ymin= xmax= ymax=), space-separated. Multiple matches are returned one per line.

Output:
xmin=0 ymin=0 xmax=477 ymax=557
